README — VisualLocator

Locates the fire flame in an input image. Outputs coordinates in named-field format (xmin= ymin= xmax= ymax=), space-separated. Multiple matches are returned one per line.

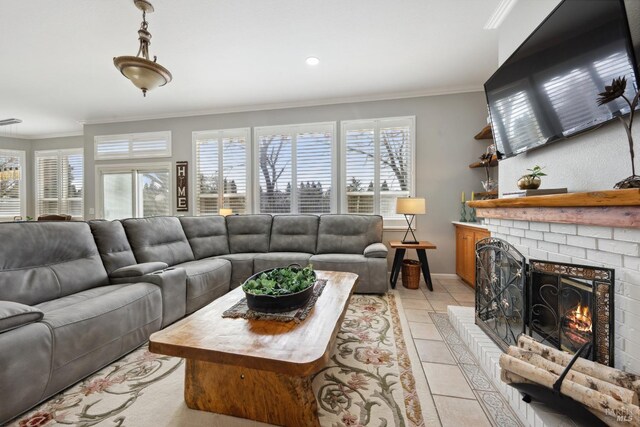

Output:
xmin=571 ymin=303 xmax=592 ymax=333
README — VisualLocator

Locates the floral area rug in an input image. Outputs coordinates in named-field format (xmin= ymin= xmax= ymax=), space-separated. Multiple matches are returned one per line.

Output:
xmin=11 ymin=294 xmax=426 ymax=427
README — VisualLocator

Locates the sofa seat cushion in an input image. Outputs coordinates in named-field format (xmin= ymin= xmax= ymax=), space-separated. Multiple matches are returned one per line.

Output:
xmin=35 ymin=285 xmax=126 ymax=313
xmin=175 ymin=259 xmax=232 ymax=313
xmin=39 ymin=282 xmax=162 ymax=396
xmin=253 ymin=252 xmax=313 ymax=272
xmin=309 ymin=253 xmax=388 ymax=294
xmin=216 ymin=253 xmax=259 ymax=289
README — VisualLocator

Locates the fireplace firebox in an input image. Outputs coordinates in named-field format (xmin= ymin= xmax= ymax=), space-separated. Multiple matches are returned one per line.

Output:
xmin=475 ymin=238 xmax=614 ymax=366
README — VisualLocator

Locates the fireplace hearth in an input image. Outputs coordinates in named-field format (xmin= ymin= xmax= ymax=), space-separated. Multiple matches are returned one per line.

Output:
xmin=475 ymin=238 xmax=615 ymax=366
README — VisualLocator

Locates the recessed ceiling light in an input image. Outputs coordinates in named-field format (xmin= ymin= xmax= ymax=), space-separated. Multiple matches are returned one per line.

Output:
xmin=306 ymin=57 xmax=320 ymax=66
xmin=484 ymin=0 xmax=518 ymax=30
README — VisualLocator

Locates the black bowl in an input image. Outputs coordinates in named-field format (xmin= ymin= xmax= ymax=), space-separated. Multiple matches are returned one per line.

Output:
xmin=242 ymin=267 xmax=316 ymax=313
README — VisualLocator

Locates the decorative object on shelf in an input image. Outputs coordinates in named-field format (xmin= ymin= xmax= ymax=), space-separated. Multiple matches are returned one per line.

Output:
xmin=479 ymin=151 xmax=498 ymax=192
xmin=468 ymin=192 xmax=477 ymax=222
xmin=114 ymin=0 xmax=172 ymax=97
xmin=597 ymin=76 xmax=640 ymax=189
xmin=517 ymin=165 xmax=546 ymax=190
xmin=396 ymin=197 xmax=426 ymax=244
xmin=459 ymin=192 xmax=469 ymax=222
xmin=502 ymin=187 xmax=567 ymax=198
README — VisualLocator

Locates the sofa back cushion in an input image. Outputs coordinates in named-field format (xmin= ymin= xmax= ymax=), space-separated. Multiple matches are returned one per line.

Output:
xmin=179 ymin=216 xmax=230 ymax=259
xmin=89 ymin=220 xmax=138 ymax=274
xmin=226 ymin=215 xmax=272 ymax=253
xmin=0 ymin=222 xmax=109 ymax=305
xmin=316 ymin=214 xmax=383 ymax=254
xmin=269 ymin=215 xmax=319 ymax=253
xmin=122 ymin=216 xmax=194 ymax=265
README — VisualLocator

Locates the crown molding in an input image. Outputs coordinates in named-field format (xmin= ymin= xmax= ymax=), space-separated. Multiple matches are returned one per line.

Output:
xmin=81 ymin=85 xmax=484 ymax=126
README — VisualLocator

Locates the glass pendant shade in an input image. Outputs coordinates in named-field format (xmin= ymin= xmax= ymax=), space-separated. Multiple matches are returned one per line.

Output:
xmin=113 ymin=56 xmax=172 ymax=95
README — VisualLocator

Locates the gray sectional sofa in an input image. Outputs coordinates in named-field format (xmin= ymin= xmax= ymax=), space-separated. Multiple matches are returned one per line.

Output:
xmin=0 ymin=213 xmax=387 ymax=423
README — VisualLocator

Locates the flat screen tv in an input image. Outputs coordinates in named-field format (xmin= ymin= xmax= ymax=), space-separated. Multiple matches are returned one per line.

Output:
xmin=485 ymin=0 xmax=639 ymax=159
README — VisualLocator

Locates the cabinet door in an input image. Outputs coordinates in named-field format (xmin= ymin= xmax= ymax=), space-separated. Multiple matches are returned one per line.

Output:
xmin=462 ymin=229 xmax=476 ymax=286
xmin=455 ymin=227 xmax=465 ymax=277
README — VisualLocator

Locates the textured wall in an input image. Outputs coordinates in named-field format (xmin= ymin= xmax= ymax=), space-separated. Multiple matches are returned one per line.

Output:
xmin=496 ymin=0 xmax=640 ymax=194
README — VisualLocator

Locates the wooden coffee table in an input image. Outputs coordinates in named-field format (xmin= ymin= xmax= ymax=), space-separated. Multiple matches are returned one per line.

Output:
xmin=149 ymin=270 xmax=358 ymax=427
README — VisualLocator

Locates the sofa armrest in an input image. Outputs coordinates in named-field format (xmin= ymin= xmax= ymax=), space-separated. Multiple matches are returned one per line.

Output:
xmin=113 ymin=268 xmax=187 ymax=327
xmin=364 ymin=243 xmax=388 ymax=258
xmin=110 ymin=262 xmax=169 ymax=279
xmin=0 ymin=301 xmax=44 ymax=333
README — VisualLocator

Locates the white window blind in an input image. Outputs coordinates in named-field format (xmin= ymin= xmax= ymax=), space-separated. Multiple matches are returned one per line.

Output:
xmin=342 ymin=117 xmax=415 ymax=221
xmin=98 ymin=164 xmax=171 ymax=220
xmin=35 ymin=149 xmax=84 ymax=219
xmin=255 ymin=122 xmax=335 ymax=214
xmin=0 ymin=149 xmax=25 ymax=220
xmin=94 ymin=131 xmax=171 ymax=160
xmin=194 ymin=128 xmax=249 ymax=215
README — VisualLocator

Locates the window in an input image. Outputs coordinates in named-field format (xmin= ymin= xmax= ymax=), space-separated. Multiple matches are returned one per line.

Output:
xmin=342 ymin=117 xmax=415 ymax=223
xmin=35 ymin=149 xmax=84 ymax=219
xmin=94 ymin=131 xmax=172 ymax=160
xmin=97 ymin=163 xmax=171 ymax=220
xmin=0 ymin=149 xmax=26 ymax=220
xmin=193 ymin=128 xmax=250 ymax=215
xmin=254 ymin=122 xmax=336 ymax=214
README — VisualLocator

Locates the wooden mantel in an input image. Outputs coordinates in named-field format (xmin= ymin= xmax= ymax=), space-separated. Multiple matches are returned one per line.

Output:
xmin=467 ymin=189 xmax=640 ymax=228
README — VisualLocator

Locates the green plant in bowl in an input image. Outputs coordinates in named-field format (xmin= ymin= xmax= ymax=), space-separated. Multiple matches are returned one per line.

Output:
xmin=243 ymin=265 xmax=315 ymax=296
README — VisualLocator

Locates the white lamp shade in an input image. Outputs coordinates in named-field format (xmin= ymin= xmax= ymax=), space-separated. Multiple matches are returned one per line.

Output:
xmin=396 ymin=197 xmax=426 ymax=215
xmin=219 ymin=208 xmax=233 ymax=216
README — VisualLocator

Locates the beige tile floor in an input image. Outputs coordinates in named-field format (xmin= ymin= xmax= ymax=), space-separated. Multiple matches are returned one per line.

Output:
xmin=396 ymin=275 xmax=499 ymax=427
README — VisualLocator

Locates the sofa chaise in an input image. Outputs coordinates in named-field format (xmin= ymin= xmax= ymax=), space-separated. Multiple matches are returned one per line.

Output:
xmin=0 ymin=213 xmax=387 ymax=423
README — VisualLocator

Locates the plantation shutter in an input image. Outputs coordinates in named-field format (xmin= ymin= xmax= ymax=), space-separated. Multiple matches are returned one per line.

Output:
xmin=296 ymin=128 xmax=333 ymax=214
xmin=0 ymin=149 xmax=24 ymax=219
xmin=255 ymin=122 xmax=335 ymax=214
xmin=95 ymin=131 xmax=171 ymax=160
xmin=35 ymin=149 xmax=84 ymax=218
xmin=342 ymin=117 xmax=414 ymax=220
xmin=194 ymin=128 xmax=249 ymax=215
xmin=257 ymin=133 xmax=292 ymax=214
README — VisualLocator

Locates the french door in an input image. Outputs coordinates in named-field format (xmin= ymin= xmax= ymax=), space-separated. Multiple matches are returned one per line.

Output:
xmin=98 ymin=164 xmax=171 ymax=220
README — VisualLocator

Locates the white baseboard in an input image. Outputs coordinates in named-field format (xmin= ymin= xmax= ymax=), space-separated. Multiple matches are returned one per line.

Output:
xmin=430 ymin=273 xmax=459 ymax=280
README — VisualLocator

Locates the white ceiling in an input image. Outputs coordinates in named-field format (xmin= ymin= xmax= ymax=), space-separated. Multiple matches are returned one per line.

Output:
xmin=0 ymin=0 xmax=501 ymax=138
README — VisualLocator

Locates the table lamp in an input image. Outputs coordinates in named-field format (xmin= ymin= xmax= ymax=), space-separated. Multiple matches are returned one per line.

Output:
xmin=219 ymin=208 xmax=233 ymax=216
xmin=396 ymin=197 xmax=426 ymax=244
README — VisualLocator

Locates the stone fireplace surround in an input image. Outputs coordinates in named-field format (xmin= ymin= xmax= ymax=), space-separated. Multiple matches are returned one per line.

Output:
xmin=457 ymin=189 xmax=640 ymax=426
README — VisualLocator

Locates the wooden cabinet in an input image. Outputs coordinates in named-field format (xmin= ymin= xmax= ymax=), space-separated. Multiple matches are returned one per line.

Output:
xmin=455 ymin=223 xmax=490 ymax=287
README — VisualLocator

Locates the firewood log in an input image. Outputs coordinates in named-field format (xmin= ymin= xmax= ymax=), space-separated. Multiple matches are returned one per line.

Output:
xmin=499 ymin=354 xmax=640 ymax=421
xmin=517 ymin=334 xmax=640 ymax=395
xmin=507 ymin=347 xmax=638 ymax=405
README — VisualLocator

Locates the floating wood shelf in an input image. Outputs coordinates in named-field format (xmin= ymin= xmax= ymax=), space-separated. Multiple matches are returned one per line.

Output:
xmin=468 ymin=189 xmax=640 ymax=228
xmin=474 ymin=125 xmax=493 ymax=140
xmin=469 ymin=154 xmax=498 ymax=169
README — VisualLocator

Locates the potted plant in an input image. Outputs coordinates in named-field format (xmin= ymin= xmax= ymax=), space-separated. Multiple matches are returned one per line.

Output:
xmin=518 ymin=165 xmax=546 ymax=190
xmin=596 ymin=76 xmax=639 ymax=189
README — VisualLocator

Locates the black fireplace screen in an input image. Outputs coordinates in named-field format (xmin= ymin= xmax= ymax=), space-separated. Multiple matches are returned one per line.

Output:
xmin=475 ymin=238 xmax=527 ymax=351
xmin=475 ymin=238 xmax=615 ymax=366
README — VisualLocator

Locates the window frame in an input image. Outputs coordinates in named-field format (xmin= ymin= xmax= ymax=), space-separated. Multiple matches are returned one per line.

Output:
xmin=0 ymin=149 xmax=26 ymax=221
xmin=95 ymin=162 xmax=173 ymax=219
xmin=340 ymin=116 xmax=416 ymax=229
xmin=94 ymin=131 xmax=172 ymax=160
xmin=192 ymin=127 xmax=252 ymax=215
xmin=253 ymin=121 xmax=337 ymax=215
xmin=34 ymin=148 xmax=85 ymax=220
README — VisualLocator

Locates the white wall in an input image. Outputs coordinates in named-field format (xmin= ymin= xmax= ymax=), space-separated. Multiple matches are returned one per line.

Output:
xmin=497 ymin=0 xmax=640 ymax=194
xmin=84 ymin=93 xmax=490 ymax=274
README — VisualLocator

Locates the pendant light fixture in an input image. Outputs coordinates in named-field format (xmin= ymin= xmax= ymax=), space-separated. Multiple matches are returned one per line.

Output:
xmin=114 ymin=0 xmax=172 ymax=97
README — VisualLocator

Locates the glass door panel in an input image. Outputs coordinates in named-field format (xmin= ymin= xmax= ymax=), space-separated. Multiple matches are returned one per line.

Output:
xmin=103 ymin=173 xmax=133 ymax=220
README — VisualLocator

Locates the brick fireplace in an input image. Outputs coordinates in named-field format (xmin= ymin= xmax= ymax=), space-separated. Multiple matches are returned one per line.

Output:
xmin=456 ymin=189 xmax=640 ymax=426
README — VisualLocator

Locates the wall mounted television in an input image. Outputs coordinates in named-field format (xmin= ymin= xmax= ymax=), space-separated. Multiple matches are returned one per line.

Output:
xmin=485 ymin=0 xmax=639 ymax=159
